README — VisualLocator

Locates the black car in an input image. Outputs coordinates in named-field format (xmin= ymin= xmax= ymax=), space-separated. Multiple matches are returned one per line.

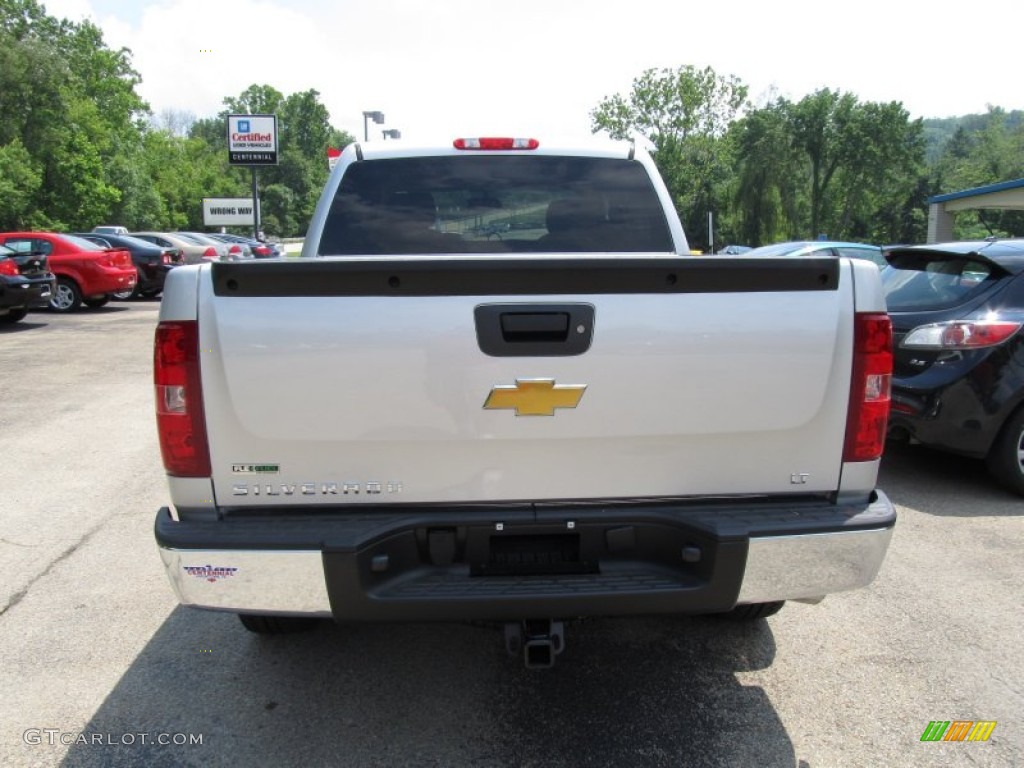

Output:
xmin=883 ymin=239 xmax=1024 ymax=495
xmin=0 ymin=243 xmax=56 ymax=324
xmin=71 ymin=232 xmax=184 ymax=299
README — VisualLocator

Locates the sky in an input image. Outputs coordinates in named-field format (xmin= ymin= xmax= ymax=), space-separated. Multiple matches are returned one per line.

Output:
xmin=41 ymin=0 xmax=1024 ymax=143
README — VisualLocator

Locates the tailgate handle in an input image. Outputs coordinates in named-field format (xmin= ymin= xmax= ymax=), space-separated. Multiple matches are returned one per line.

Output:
xmin=475 ymin=303 xmax=594 ymax=357
xmin=500 ymin=312 xmax=569 ymax=342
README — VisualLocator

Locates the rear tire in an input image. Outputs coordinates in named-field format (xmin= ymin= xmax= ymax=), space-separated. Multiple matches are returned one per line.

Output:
xmin=114 ymin=269 xmax=144 ymax=300
xmin=714 ymin=601 xmax=785 ymax=621
xmin=50 ymin=277 xmax=82 ymax=312
xmin=986 ymin=406 xmax=1024 ymax=496
xmin=113 ymin=286 xmax=139 ymax=300
xmin=238 ymin=614 xmax=318 ymax=634
xmin=83 ymin=296 xmax=110 ymax=308
xmin=0 ymin=308 xmax=28 ymax=324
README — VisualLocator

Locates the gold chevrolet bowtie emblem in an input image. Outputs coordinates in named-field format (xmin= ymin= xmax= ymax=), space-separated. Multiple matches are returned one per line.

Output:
xmin=483 ymin=379 xmax=587 ymax=417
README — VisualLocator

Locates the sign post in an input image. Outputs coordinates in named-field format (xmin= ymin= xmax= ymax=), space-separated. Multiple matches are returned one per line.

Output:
xmin=227 ymin=114 xmax=278 ymax=239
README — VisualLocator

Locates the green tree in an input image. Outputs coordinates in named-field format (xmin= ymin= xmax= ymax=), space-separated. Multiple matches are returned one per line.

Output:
xmin=140 ymin=129 xmax=242 ymax=230
xmin=829 ymin=99 xmax=926 ymax=243
xmin=787 ymin=89 xmax=859 ymax=238
xmin=0 ymin=138 xmax=42 ymax=228
xmin=0 ymin=0 xmax=148 ymax=229
xmin=730 ymin=90 xmax=926 ymax=245
xmin=223 ymin=84 xmax=285 ymax=117
xmin=591 ymin=65 xmax=748 ymax=249
xmin=260 ymin=183 xmax=297 ymax=238
xmin=729 ymin=100 xmax=803 ymax=245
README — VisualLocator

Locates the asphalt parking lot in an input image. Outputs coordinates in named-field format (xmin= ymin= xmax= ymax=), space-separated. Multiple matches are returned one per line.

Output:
xmin=1 ymin=302 xmax=1021 ymax=768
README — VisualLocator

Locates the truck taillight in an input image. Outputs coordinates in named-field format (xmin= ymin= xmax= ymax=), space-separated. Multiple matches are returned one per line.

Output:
xmin=453 ymin=137 xmax=539 ymax=150
xmin=154 ymin=321 xmax=210 ymax=477
xmin=844 ymin=313 xmax=892 ymax=462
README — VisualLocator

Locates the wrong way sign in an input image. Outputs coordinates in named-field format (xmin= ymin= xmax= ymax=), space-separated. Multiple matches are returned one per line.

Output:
xmin=202 ymin=197 xmax=260 ymax=227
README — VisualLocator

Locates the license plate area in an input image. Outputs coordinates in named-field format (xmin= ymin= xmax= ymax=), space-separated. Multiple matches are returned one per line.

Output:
xmin=471 ymin=533 xmax=597 ymax=576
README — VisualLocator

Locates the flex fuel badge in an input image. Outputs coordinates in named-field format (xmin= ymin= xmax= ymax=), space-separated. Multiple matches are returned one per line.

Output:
xmin=232 ymin=464 xmax=279 ymax=474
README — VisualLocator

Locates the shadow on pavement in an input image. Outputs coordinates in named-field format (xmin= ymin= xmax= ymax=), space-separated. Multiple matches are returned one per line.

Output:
xmin=879 ymin=439 xmax=1022 ymax=515
xmin=0 ymin=319 xmax=48 ymax=333
xmin=65 ymin=305 xmax=132 ymax=315
xmin=61 ymin=607 xmax=792 ymax=768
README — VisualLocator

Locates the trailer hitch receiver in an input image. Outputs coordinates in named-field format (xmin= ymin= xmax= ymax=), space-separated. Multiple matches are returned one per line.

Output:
xmin=504 ymin=620 xmax=566 ymax=669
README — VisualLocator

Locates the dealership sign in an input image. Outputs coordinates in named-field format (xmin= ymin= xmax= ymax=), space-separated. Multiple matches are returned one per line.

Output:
xmin=202 ymin=197 xmax=260 ymax=226
xmin=227 ymin=114 xmax=278 ymax=165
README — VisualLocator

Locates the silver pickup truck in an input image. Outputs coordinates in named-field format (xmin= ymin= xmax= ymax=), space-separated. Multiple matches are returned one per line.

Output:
xmin=153 ymin=136 xmax=895 ymax=667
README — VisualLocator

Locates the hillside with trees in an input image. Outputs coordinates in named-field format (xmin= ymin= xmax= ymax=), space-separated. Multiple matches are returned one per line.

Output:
xmin=592 ymin=67 xmax=1024 ymax=249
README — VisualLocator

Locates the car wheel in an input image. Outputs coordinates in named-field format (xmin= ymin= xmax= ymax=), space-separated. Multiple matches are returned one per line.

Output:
xmin=986 ymin=406 xmax=1024 ymax=496
xmin=140 ymin=289 xmax=162 ymax=298
xmin=238 ymin=614 xmax=319 ymax=634
xmin=0 ymin=308 xmax=28 ymax=324
xmin=712 ymin=601 xmax=785 ymax=621
xmin=50 ymin=278 xmax=82 ymax=312
xmin=112 ymin=286 xmax=139 ymax=300
xmin=83 ymin=296 xmax=110 ymax=308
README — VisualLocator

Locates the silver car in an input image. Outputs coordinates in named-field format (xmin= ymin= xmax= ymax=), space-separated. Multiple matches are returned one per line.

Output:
xmin=131 ymin=232 xmax=227 ymax=264
xmin=174 ymin=232 xmax=240 ymax=261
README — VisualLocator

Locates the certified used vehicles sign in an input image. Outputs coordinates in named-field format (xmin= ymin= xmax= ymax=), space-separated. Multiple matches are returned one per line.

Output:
xmin=227 ymin=114 xmax=278 ymax=165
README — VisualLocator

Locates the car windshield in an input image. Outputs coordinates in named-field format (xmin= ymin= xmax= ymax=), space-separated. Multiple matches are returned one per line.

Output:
xmin=318 ymin=155 xmax=674 ymax=255
xmin=0 ymin=244 xmax=15 ymax=257
xmin=882 ymin=253 xmax=1000 ymax=311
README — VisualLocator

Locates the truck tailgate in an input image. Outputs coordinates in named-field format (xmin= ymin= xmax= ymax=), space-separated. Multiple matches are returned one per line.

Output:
xmin=198 ymin=257 xmax=853 ymax=504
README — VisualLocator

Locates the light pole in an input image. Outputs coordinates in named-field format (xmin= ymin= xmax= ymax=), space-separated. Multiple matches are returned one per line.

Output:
xmin=362 ymin=111 xmax=384 ymax=141
xmin=382 ymin=129 xmax=401 ymax=140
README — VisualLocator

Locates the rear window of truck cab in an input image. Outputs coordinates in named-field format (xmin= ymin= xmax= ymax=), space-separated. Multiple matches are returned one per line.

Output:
xmin=317 ymin=155 xmax=674 ymax=255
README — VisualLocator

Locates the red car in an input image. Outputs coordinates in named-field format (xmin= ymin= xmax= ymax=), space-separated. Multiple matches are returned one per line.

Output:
xmin=0 ymin=232 xmax=136 ymax=312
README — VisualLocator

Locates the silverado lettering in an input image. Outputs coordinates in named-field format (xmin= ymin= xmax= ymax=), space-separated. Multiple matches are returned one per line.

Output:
xmin=231 ymin=482 xmax=402 ymax=496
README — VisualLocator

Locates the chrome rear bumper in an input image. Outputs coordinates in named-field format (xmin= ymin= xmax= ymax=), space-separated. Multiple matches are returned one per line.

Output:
xmin=156 ymin=491 xmax=895 ymax=618
xmin=737 ymin=526 xmax=893 ymax=604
